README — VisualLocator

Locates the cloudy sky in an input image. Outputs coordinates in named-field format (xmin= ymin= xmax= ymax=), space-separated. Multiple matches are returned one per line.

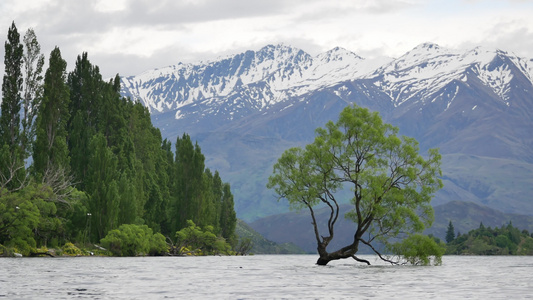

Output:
xmin=1 ymin=0 xmax=533 ymax=78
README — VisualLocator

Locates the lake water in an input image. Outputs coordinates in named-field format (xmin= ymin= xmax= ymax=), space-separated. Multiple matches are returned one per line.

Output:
xmin=1 ymin=255 xmax=532 ymax=299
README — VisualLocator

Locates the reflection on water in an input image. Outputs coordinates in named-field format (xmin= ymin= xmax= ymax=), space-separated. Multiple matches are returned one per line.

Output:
xmin=1 ymin=255 xmax=532 ymax=299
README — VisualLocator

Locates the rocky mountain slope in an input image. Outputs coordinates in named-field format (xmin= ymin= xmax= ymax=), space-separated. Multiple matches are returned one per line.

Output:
xmin=120 ymin=43 xmax=533 ymax=222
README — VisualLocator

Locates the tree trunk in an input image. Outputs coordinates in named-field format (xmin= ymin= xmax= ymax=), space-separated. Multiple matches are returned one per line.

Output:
xmin=316 ymin=241 xmax=359 ymax=266
xmin=316 ymin=256 xmax=331 ymax=266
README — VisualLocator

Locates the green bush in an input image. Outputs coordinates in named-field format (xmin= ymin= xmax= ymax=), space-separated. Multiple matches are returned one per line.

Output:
xmin=100 ymin=224 xmax=167 ymax=256
xmin=175 ymin=220 xmax=233 ymax=255
xmin=62 ymin=242 xmax=82 ymax=256
xmin=389 ymin=234 xmax=445 ymax=265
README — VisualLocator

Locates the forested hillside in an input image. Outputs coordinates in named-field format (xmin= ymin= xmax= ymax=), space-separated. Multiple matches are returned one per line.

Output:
xmin=0 ymin=22 xmax=236 ymax=256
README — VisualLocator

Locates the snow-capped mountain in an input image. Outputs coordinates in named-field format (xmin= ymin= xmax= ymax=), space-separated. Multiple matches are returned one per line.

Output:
xmin=120 ymin=43 xmax=533 ymax=222
xmin=121 ymin=44 xmax=387 ymax=120
xmin=122 ymin=43 xmax=532 ymax=116
xmin=371 ymin=42 xmax=533 ymax=109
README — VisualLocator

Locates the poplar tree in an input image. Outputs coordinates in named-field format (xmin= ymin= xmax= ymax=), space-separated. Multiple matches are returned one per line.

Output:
xmin=21 ymin=28 xmax=44 ymax=156
xmin=171 ymin=134 xmax=199 ymax=231
xmin=220 ymin=183 xmax=236 ymax=242
xmin=33 ymin=47 xmax=70 ymax=179
xmin=67 ymin=53 xmax=102 ymax=183
xmin=85 ymin=133 xmax=120 ymax=241
xmin=0 ymin=21 xmax=24 ymax=193
xmin=0 ymin=21 xmax=23 ymax=149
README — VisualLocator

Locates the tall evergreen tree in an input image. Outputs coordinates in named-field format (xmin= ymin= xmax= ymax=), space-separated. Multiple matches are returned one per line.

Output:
xmin=0 ymin=21 xmax=23 ymax=149
xmin=445 ymin=220 xmax=456 ymax=243
xmin=220 ymin=182 xmax=236 ymax=242
xmin=117 ymin=171 xmax=137 ymax=225
xmin=171 ymin=134 xmax=206 ymax=231
xmin=33 ymin=47 xmax=70 ymax=179
xmin=21 ymin=28 xmax=44 ymax=157
xmin=85 ymin=133 xmax=120 ymax=241
xmin=67 ymin=53 xmax=102 ymax=183
xmin=0 ymin=22 xmax=25 ymax=193
xmin=212 ymin=170 xmax=224 ymax=234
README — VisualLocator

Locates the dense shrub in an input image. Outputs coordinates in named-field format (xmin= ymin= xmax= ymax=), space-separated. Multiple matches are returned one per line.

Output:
xmin=100 ymin=224 xmax=167 ymax=256
xmin=175 ymin=220 xmax=233 ymax=255
xmin=389 ymin=234 xmax=445 ymax=265
xmin=62 ymin=242 xmax=82 ymax=256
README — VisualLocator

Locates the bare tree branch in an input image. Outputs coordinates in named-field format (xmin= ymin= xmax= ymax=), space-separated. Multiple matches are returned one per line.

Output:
xmin=360 ymin=238 xmax=399 ymax=265
xmin=352 ymin=255 xmax=371 ymax=265
xmin=0 ymin=152 xmax=30 ymax=197
xmin=41 ymin=164 xmax=76 ymax=205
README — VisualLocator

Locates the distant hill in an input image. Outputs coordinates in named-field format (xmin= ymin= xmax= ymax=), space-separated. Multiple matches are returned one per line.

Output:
xmin=427 ymin=200 xmax=533 ymax=240
xmin=235 ymin=219 xmax=305 ymax=254
xmin=249 ymin=201 xmax=533 ymax=253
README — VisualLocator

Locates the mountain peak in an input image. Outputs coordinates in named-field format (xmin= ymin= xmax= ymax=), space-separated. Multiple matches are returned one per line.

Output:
xmin=121 ymin=42 xmax=533 ymax=118
xmin=258 ymin=44 xmax=306 ymax=56
xmin=317 ymin=47 xmax=363 ymax=63
xmin=414 ymin=42 xmax=442 ymax=51
xmin=401 ymin=42 xmax=450 ymax=59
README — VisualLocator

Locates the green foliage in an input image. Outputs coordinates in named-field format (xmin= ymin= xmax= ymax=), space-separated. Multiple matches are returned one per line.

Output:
xmin=518 ymin=237 xmax=533 ymax=255
xmin=389 ymin=234 xmax=445 ymax=266
xmin=445 ymin=220 xmax=455 ymax=243
xmin=85 ymin=133 xmax=120 ymax=240
xmin=62 ymin=242 xmax=82 ymax=256
xmin=33 ymin=46 xmax=70 ymax=178
xmin=0 ymin=183 xmax=65 ymax=255
xmin=268 ymin=104 xmax=443 ymax=265
xmin=446 ymin=222 xmax=533 ymax=255
xmin=100 ymin=224 xmax=167 ymax=256
xmin=0 ymin=23 xmax=237 ymax=256
xmin=175 ymin=220 xmax=233 ymax=255
xmin=0 ymin=244 xmax=15 ymax=256
xmin=1 ymin=21 xmax=23 ymax=152
xmin=220 ymin=182 xmax=237 ymax=243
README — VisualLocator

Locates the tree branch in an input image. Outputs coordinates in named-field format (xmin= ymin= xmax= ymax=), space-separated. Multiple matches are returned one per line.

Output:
xmin=360 ymin=238 xmax=399 ymax=265
xmin=352 ymin=255 xmax=371 ymax=265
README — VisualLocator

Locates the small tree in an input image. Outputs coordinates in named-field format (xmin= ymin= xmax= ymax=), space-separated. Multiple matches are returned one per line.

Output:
xmin=268 ymin=105 xmax=443 ymax=266
xmin=100 ymin=224 xmax=167 ymax=256
xmin=175 ymin=220 xmax=232 ymax=255
xmin=445 ymin=220 xmax=455 ymax=243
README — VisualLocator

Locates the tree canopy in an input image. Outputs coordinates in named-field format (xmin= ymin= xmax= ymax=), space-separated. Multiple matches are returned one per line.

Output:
xmin=446 ymin=222 xmax=533 ymax=255
xmin=0 ymin=22 xmax=237 ymax=256
xmin=268 ymin=104 xmax=444 ymax=265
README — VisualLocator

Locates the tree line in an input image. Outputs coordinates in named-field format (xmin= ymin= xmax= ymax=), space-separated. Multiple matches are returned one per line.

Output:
xmin=444 ymin=221 xmax=533 ymax=255
xmin=0 ymin=22 xmax=236 ymax=256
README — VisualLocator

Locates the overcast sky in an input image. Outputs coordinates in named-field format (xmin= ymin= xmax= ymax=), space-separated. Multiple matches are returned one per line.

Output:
xmin=1 ymin=0 xmax=533 ymax=78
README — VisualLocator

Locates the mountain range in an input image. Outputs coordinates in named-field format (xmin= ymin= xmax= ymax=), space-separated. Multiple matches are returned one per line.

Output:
xmin=120 ymin=43 xmax=533 ymax=226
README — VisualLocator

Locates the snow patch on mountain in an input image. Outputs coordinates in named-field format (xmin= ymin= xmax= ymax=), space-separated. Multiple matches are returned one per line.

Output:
xmin=121 ymin=44 xmax=391 ymax=116
xmin=120 ymin=43 xmax=533 ymax=120
xmin=372 ymin=43 xmax=528 ymax=108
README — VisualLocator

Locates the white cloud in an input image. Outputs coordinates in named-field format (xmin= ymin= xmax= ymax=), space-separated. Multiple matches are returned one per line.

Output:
xmin=0 ymin=0 xmax=532 ymax=78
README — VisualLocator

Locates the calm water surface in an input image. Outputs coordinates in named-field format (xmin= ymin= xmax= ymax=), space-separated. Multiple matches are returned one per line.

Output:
xmin=1 ymin=255 xmax=532 ymax=299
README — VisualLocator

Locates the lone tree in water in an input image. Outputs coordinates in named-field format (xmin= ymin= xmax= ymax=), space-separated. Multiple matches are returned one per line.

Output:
xmin=267 ymin=105 xmax=444 ymax=266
